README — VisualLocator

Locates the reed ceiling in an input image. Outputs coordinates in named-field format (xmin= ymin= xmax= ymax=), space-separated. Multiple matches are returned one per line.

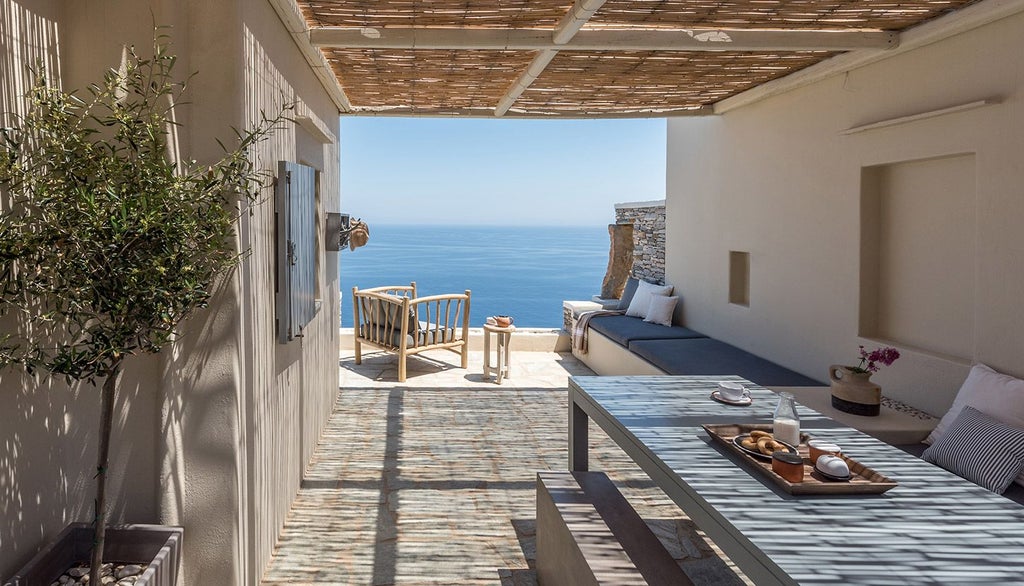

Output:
xmin=294 ymin=0 xmax=981 ymax=117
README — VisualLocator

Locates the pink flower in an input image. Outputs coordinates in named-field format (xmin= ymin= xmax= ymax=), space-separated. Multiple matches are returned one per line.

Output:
xmin=854 ymin=345 xmax=900 ymax=374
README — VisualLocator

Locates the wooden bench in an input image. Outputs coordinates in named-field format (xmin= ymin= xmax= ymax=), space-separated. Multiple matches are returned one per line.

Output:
xmin=536 ymin=471 xmax=694 ymax=586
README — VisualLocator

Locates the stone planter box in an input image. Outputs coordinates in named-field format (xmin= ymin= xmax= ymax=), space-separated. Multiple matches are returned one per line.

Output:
xmin=3 ymin=524 xmax=182 ymax=586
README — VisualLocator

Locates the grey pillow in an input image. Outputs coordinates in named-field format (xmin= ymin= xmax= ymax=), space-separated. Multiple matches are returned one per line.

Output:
xmin=922 ymin=406 xmax=1024 ymax=494
xmin=366 ymin=297 xmax=417 ymax=332
xmin=616 ymin=277 xmax=640 ymax=310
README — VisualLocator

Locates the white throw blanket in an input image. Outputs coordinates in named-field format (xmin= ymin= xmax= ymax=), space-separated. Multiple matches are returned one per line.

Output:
xmin=572 ymin=309 xmax=625 ymax=354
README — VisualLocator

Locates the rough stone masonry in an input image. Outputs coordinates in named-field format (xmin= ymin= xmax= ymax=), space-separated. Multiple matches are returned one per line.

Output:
xmin=615 ymin=200 xmax=666 ymax=285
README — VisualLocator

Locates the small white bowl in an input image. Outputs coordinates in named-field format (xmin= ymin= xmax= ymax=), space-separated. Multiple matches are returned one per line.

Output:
xmin=815 ymin=454 xmax=851 ymax=480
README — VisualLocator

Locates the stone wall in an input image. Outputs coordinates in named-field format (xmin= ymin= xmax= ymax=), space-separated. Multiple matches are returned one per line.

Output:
xmin=615 ymin=200 xmax=666 ymax=285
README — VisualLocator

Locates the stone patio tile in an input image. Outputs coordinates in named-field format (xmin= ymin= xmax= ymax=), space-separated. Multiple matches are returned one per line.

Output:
xmin=262 ymin=349 xmax=749 ymax=585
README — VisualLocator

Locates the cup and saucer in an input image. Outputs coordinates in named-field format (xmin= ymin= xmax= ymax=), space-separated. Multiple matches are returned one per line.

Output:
xmin=710 ymin=381 xmax=752 ymax=406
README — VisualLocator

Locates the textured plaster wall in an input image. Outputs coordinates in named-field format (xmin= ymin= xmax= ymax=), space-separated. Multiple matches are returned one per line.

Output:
xmin=665 ymin=10 xmax=1024 ymax=417
xmin=155 ymin=1 xmax=341 ymax=584
xmin=155 ymin=1 xmax=250 ymax=583
xmin=238 ymin=0 xmax=341 ymax=580
xmin=0 ymin=0 xmax=340 ymax=582
xmin=0 ymin=0 xmax=163 ymax=577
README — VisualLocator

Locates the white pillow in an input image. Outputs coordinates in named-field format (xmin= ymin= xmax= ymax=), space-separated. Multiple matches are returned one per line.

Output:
xmin=625 ymin=280 xmax=673 ymax=319
xmin=643 ymin=295 xmax=678 ymax=327
xmin=925 ymin=363 xmax=1024 ymax=487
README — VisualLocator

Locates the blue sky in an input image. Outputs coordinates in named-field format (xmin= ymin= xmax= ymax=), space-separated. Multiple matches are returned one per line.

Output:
xmin=339 ymin=117 xmax=667 ymax=226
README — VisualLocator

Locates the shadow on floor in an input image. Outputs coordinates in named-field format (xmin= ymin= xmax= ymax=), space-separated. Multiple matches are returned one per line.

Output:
xmin=262 ymin=351 xmax=745 ymax=585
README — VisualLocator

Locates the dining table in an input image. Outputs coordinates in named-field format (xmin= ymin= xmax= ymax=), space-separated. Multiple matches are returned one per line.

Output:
xmin=568 ymin=375 xmax=1024 ymax=585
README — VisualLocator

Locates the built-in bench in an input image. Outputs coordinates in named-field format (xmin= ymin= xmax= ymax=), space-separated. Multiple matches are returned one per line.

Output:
xmin=569 ymin=304 xmax=822 ymax=387
xmin=628 ymin=337 xmax=821 ymax=387
xmin=536 ymin=471 xmax=694 ymax=586
xmin=588 ymin=315 xmax=707 ymax=346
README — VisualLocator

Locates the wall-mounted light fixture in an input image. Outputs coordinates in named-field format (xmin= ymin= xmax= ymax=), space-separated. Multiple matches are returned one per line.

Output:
xmin=326 ymin=213 xmax=370 ymax=251
xmin=325 ymin=212 xmax=348 ymax=251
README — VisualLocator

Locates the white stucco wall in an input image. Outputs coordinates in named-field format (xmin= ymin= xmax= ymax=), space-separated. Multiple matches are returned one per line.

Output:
xmin=666 ymin=10 xmax=1024 ymax=417
xmin=0 ymin=0 xmax=163 ymax=577
xmin=239 ymin=0 xmax=341 ymax=580
xmin=155 ymin=1 xmax=342 ymax=583
xmin=1 ymin=0 xmax=340 ymax=582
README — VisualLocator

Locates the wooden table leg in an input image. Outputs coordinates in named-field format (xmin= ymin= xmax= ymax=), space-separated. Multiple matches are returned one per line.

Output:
xmin=495 ymin=331 xmax=505 ymax=385
xmin=483 ymin=327 xmax=492 ymax=378
xmin=502 ymin=332 xmax=512 ymax=379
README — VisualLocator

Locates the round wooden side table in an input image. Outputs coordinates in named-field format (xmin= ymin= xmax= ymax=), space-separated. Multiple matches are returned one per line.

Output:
xmin=483 ymin=324 xmax=515 ymax=384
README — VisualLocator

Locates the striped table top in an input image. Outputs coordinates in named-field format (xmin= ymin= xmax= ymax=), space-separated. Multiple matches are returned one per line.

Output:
xmin=569 ymin=375 xmax=1024 ymax=585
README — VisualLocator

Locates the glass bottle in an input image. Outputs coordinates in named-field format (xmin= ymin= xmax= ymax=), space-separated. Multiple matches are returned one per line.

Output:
xmin=773 ymin=392 xmax=801 ymax=446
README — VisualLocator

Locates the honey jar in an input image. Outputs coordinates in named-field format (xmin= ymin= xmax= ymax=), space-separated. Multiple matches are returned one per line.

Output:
xmin=771 ymin=451 xmax=805 ymax=483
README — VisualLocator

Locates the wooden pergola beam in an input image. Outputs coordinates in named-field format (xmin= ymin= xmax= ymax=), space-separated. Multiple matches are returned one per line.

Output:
xmin=497 ymin=0 xmax=609 ymax=116
xmin=553 ymin=0 xmax=609 ymax=44
xmin=310 ymin=27 xmax=900 ymax=52
xmin=495 ymin=50 xmax=559 ymax=117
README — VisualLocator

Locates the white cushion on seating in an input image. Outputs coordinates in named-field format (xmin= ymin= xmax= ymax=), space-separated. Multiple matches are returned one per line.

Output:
xmin=625 ymin=280 xmax=673 ymax=319
xmin=926 ymin=363 xmax=1024 ymax=488
xmin=643 ymin=296 xmax=678 ymax=327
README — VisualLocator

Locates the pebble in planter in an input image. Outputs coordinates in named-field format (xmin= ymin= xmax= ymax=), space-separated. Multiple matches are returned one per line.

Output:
xmin=54 ymin=563 xmax=145 ymax=586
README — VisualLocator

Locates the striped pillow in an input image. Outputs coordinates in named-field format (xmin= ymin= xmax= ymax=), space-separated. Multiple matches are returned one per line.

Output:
xmin=922 ymin=406 xmax=1024 ymax=494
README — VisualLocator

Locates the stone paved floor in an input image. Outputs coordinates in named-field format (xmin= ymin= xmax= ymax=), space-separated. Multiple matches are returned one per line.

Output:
xmin=261 ymin=349 xmax=748 ymax=585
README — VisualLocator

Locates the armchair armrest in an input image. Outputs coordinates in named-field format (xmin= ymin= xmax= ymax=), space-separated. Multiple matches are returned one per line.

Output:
xmin=411 ymin=290 xmax=471 ymax=345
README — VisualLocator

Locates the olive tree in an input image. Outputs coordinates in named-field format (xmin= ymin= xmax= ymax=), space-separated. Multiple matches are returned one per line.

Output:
xmin=0 ymin=36 xmax=284 ymax=583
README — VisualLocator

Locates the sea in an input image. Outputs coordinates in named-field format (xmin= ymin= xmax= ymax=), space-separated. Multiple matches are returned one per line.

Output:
xmin=339 ymin=224 xmax=609 ymax=328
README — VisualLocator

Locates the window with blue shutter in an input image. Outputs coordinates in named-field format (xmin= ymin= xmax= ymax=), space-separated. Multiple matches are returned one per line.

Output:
xmin=276 ymin=160 xmax=319 ymax=343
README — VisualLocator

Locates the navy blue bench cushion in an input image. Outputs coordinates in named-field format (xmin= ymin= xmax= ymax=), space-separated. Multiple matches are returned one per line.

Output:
xmin=588 ymin=315 xmax=708 ymax=347
xmin=627 ymin=337 xmax=822 ymax=387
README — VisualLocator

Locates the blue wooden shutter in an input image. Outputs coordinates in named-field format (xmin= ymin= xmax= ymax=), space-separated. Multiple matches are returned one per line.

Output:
xmin=276 ymin=161 xmax=318 ymax=343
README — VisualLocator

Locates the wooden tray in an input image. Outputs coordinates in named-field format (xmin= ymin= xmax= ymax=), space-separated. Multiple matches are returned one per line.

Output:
xmin=702 ymin=423 xmax=898 ymax=495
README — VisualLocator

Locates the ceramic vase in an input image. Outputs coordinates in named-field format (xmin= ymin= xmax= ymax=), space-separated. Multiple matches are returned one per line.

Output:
xmin=828 ymin=365 xmax=881 ymax=416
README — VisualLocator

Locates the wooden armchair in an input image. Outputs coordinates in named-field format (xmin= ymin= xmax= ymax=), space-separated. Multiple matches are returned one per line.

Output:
xmin=352 ymin=282 xmax=471 ymax=382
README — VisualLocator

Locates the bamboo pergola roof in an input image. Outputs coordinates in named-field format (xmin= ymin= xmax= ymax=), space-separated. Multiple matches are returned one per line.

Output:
xmin=293 ymin=0 xmax=982 ymax=117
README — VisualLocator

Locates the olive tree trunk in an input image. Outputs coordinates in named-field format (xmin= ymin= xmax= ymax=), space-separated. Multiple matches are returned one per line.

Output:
xmin=90 ymin=361 xmax=122 ymax=584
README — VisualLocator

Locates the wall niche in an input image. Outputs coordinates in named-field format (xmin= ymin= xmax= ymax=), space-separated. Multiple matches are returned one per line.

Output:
xmin=859 ymin=153 xmax=976 ymax=358
xmin=729 ymin=251 xmax=750 ymax=307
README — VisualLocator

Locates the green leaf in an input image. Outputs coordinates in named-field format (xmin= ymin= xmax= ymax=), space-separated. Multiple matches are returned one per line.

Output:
xmin=0 ymin=38 xmax=288 ymax=382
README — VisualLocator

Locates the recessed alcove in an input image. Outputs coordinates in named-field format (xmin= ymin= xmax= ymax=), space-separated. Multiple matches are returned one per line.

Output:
xmin=729 ymin=251 xmax=750 ymax=307
xmin=859 ymin=154 xmax=976 ymax=358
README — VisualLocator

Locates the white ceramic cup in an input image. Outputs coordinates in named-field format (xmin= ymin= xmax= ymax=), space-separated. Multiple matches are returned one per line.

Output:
xmin=717 ymin=381 xmax=749 ymax=401
xmin=807 ymin=439 xmax=841 ymax=464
